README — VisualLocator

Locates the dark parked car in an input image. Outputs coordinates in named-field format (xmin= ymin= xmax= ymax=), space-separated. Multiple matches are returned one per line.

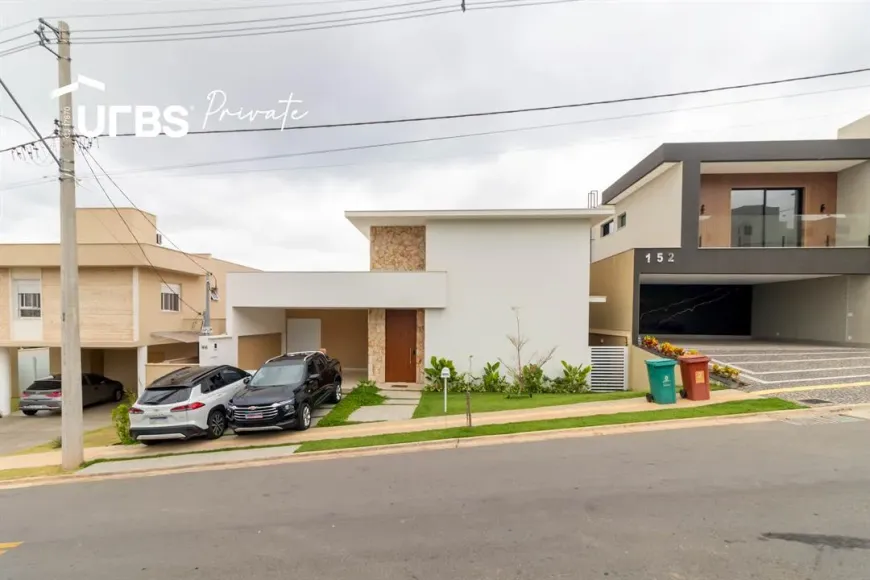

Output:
xmin=19 ymin=373 xmax=125 ymax=416
xmin=228 ymin=351 xmax=342 ymax=433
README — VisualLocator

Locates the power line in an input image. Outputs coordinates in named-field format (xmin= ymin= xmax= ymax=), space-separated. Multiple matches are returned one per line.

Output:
xmin=108 ymin=64 xmax=870 ymax=138
xmin=0 ymin=74 xmax=64 ymax=170
xmin=49 ymin=0 xmax=413 ymax=19
xmin=72 ymin=6 xmax=458 ymax=43
xmin=0 ymin=19 xmax=33 ymax=36
xmin=80 ymin=147 xmax=211 ymax=275
xmin=77 ymin=145 xmax=203 ymax=315
xmin=70 ymin=0 xmax=581 ymax=45
xmin=0 ymin=42 xmax=38 ymax=59
xmin=0 ymin=32 xmax=32 ymax=46
xmin=3 ymin=104 xmax=863 ymax=196
xmin=2 ymin=80 xmax=868 ymax=190
xmin=75 ymin=0 xmax=450 ymax=33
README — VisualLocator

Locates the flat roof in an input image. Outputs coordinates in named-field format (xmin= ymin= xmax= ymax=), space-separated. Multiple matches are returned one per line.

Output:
xmin=345 ymin=207 xmax=615 ymax=238
xmin=600 ymin=138 xmax=870 ymax=205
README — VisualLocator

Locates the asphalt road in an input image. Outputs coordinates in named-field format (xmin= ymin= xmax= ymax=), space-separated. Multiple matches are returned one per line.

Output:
xmin=2 ymin=418 xmax=870 ymax=579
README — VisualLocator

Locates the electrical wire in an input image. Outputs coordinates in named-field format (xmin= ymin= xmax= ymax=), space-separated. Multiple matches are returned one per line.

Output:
xmin=0 ymin=32 xmax=32 ymax=46
xmin=2 ymin=79 xmax=868 ymax=190
xmin=106 ymin=65 xmax=870 ymax=138
xmin=1 ymin=104 xmax=863 ymax=196
xmin=72 ymin=6 xmax=459 ymax=43
xmin=0 ymin=74 xmax=64 ymax=170
xmin=48 ymin=0 xmax=413 ymax=19
xmin=0 ymin=42 xmax=38 ymax=59
xmin=0 ymin=19 xmax=33 ymax=36
xmin=70 ymin=0 xmax=581 ymax=44
xmin=74 ymin=0 xmax=451 ymax=33
xmin=77 ymin=144 xmax=202 ymax=315
xmin=80 ymin=147 xmax=212 ymax=275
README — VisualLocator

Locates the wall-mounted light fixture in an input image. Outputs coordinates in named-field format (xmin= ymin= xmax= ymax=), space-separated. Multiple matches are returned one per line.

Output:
xmin=820 ymin=203 xmax=826 ymax=213
xmin=700 ymin=204 xmax=706 ymax=215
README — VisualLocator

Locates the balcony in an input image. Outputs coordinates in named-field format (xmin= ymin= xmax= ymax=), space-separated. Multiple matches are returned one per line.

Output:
xmin=697 ymin=160 xmax=870 ymax=249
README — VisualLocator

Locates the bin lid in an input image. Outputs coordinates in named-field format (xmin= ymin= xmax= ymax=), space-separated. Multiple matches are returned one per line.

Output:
xmin=645 ymin=358 xmax=677 ymax=368
xmin=678 ymin=354 xmax=711 ymax=363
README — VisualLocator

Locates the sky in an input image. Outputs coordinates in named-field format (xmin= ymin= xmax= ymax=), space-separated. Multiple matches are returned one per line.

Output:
xmin=1 ymin=0 xmax=869 ymax=271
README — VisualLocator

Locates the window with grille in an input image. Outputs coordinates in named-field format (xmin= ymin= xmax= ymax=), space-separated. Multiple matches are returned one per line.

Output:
xmin=15 ymin=280 xmax=41 ymax=319
xmin=161 ymin=283 xmax=181 ymax=312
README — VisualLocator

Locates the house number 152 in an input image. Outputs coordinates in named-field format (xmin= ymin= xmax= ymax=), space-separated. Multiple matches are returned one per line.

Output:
xmin=645 ymin=252 xmax=675 ymax=263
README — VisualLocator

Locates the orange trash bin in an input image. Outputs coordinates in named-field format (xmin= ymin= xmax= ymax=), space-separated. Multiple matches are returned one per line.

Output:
xmin=677 ymin=355 xmax=711 ymax=400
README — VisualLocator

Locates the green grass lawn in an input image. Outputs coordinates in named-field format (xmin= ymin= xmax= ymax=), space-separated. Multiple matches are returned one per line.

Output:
xmin=298 ymin=398 xmax=802 ymax=453
xmin=316 ymin=382 xmax=385 ymax=428
xmin=412 ymin=391 xmax=645 ymax=419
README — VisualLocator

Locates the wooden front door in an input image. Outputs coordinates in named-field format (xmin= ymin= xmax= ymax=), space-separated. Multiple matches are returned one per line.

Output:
xmin=385 ymin=309 xmax=417 ymax=383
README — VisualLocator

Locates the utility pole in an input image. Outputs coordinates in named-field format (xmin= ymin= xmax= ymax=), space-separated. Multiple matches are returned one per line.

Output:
xmin=57 ymin=21 xmax=84 ymax=470
xmin=202 ymin=273 xmax=212 ymax=335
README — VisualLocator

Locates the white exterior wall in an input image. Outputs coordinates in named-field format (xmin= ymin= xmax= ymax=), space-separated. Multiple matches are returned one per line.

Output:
xmin=226 ymin=271 xmax=447 ymax=309
xmin=591 ymin=163 xmax=683 ymax=262
xmin=835 ymin=160 xmax=870 ymax=247
xmin=425 ymin=219 xmax=592 ymax=377
xmin=837 ymin=114 xmax=870 ymax=139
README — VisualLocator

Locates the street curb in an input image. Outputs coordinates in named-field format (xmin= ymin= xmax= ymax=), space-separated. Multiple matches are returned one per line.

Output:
xmin=1 ymin=402 xmax=862 ymax=490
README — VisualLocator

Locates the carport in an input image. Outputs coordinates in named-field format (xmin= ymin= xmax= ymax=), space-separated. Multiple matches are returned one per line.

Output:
xmin=638 ymin=273 xmax=865 ymax=344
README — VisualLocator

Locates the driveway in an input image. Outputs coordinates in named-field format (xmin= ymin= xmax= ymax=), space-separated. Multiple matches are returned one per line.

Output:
xmin=676 ymin=339 xmax=870 ymax=404
xmin=0 ymin=403 xmax=117 ymax=456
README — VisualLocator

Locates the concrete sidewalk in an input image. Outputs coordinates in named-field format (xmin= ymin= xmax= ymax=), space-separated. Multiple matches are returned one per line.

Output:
xmin=1 ymin=389 xmax=755 ymax=471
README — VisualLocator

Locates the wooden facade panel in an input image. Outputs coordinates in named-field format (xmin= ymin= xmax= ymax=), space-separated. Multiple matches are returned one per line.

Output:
xmin=699 ymin=173 xmax=838 ymax=248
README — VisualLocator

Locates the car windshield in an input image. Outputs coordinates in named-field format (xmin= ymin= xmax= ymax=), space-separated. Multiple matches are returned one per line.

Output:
xmin=138 ymin=387 xmax=192 ymax=406
xmin=249 ymin=362 xmax=305 ymax=387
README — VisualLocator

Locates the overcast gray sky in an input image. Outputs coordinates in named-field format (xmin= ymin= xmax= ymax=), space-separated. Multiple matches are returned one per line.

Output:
xmin=1 ymin=0 xmax=869 ymax=270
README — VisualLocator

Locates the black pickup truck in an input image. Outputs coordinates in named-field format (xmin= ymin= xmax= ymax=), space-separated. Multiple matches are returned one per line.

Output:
xmin=227 ymin=351 xmax=342 ymax=433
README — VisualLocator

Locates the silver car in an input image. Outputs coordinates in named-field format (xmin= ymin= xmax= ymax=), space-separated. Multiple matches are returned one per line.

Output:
xmin=19 ymin=373 xmax=125 ymax=416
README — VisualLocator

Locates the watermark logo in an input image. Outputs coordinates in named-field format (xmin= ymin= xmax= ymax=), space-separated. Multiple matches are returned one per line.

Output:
xmin=51 ymin=75 xmax=189 ymax=138
xmin=50 ymin=75 xmax=310 ymax=138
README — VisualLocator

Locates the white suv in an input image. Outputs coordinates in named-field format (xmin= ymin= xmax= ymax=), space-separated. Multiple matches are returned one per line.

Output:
xmin=129 ymin=365 xmax=251 ymax=444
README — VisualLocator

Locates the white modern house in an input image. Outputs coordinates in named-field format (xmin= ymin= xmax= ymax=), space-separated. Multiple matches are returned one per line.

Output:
xmin=221 ymin=208 xmax=613 ymax=383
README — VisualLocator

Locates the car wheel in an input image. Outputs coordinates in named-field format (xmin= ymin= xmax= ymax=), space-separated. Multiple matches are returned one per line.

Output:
xmin=22 ymin=409 xmax=37 ymax=416
xmin=329 ymin=382 xmax=342 ymax=404
xmin=113 ymin=388 xmax=124 ymax=402
xmin=295 ymin=402 xmax=312 ymax=431
xmin=206 ymin=409 xmax=227 ymax=439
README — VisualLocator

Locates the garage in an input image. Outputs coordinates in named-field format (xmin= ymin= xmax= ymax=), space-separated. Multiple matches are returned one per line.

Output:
xmin=639 ymin=274 xmax=870 ymax=345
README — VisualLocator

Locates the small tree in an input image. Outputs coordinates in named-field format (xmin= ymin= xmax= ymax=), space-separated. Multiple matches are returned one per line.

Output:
xmin=499 ymin=307 xmax=556 ymax=398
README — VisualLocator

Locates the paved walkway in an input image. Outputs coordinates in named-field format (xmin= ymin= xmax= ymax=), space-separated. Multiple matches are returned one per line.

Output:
xmin=78 ymin=445 xmax=300 ymax=476
xmin=1 ymin=389 xmax=754 ymax=471
xmin=348 ymin=388 xmax=421 ymax=422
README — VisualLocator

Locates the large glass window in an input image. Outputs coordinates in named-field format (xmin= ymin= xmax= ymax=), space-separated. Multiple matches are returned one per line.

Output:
xmin=730 ymin=188 xmax=801 ymax=247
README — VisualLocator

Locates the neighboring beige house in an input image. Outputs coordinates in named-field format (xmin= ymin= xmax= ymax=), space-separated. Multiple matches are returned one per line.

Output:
xmin=0 ymin=208 xmax=257 ymax=415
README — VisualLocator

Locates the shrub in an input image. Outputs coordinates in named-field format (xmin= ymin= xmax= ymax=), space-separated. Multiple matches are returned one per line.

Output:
xmin=658 ymin=342 xmax=678 ymax=358
xmin=424 ymin=356 xmax=458 ymax=385
xmin=641 ymin=335 xmax=659 ymax=349
xmin=550 ymin=361 xmax=592 ymax=393
xmin=712 ymin=364 xmax=740 ymax=381
xmin=481 ymin=361 xmax=509 ymax=392
xmin=516 ymin=363 xmax=546 ymax=394
xmin=423 ymin=372 xmax=479 ymax=393
xmin=672 ymin=346 xmax=686 ymax=357
xmin=686 ymin=349 xmax=700 ymax=355
xmin=112 ymin=389 xmax=139 ymax=445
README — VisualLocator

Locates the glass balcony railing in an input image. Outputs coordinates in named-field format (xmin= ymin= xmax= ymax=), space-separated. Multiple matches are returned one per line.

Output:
xmin=699 ymin=213 xmax=870 ymax=248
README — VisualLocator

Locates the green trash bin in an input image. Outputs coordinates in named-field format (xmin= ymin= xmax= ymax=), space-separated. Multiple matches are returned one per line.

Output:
xmin=644 ymin=359 xmax=678 ymax=405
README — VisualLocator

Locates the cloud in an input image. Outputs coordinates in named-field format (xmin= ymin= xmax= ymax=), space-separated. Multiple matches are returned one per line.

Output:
xmin=2 ymin=0 xmax=870 ymax=270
